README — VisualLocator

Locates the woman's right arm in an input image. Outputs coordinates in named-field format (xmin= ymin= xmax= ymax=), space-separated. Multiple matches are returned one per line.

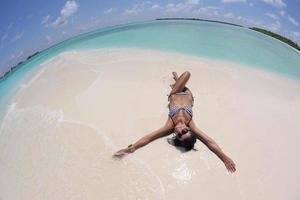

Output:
xmin=113 ymin=119 xmax=173 ymax=159
xmin=189 ymin=120 xmax=236 ymax=173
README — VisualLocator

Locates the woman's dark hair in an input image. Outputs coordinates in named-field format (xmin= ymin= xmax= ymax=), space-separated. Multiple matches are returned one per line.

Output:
xmin=173 ymin=132 xmax=197 ymax=151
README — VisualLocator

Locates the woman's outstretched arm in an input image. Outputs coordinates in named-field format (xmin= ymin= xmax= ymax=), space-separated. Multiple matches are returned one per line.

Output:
xmin=189 ymin=120 xmax=236 ymax=173
xmin=113 ymin=119 xmax=173 ymax=159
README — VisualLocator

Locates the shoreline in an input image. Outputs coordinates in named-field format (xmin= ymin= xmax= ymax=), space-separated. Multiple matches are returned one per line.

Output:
xmin=1 ymin=47 xmax=300 ymax=130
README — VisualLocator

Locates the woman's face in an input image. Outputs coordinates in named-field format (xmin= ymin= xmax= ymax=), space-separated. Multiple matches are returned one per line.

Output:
xmin=175 ymin=125 xmax=191 ymax=141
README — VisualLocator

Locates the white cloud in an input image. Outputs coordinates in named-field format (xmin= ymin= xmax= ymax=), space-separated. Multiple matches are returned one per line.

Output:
xmin=265 ymin=13 xmax=278 ymax=20
xmin=41 ymin=15 xmax=50 ymax=25
xmin=9 ymin=50 xmax=24 ymax=61
xmin=236 ymin=15 xmax=263 ymax=27
xmin=123 ymin=8 xmax=139 ymax=15
xmin=46 ymin=35 xmax=52 ymax=42
xmin=279 ymin=10 xmax=285 ymax=17
xmin=293 ymin=32 xmax=300 ymax=38
xmin=61 ymin=1 xmax=79 ymax=18
xmin=193 ymin=6 xmax=222 ymax=17
xmin=51 ymin=0 xmax=79 ymax=27
xmin=17 ymin=50 xmax=24 ymax=58
xmin=123 ymin=0 xmax=200 ymax=15
xmin=11 ymin=31 xmax=24 ymax=42
xmin=213 ymin=10 xmax=220 ymax=16
xmin=288 ymin=15 xmax=299 ymax=27
xmin=224 ymin=13 xmax=282 ymax=32
xmin=123 ymin=1 xmax=151 ymax=15
xmin=151 ymin=4 xmax=160 ymax=9
xmin=1 ymin=32 xmax=8 ymax=43
xmin=0 ymin=23 xmax=13 ymax=48
xmin=164 ymin=1 xmax=199 ymax=13
xmin=103 ymin=8 xmax=114 ymax=14
xmin=262 ymin=0 xmax=286 ymax=8
xmin=265 ymin=20 xmax=281 ymax=31
xmin=186 ymin=0 xmax=199 ymax=5
xmin=291 ymin=31 xmax=300 ymax=42
xmin=165 ymin=3 xmax=188 ymax=12
xmin=0 ymin=33 xmax=8 ymax=49
xmin=222 ymin=0 xmax=247 ymax=3
xmin=224 ymin=12 xmax=234 ymax=18
xmin=9 ymin=54 xmax=15 ymax=60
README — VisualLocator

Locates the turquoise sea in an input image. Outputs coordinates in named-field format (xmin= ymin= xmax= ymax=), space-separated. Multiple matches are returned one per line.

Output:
xmin=0 ymin=20 xmax=300 ymax=120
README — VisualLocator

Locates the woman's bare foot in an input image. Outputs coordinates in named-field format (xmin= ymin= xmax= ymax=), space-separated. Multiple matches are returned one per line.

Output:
xmin=172 ymin=72 xmax=178 ymax=81
xmin=170 ymin=72 xmax=179 ymax=89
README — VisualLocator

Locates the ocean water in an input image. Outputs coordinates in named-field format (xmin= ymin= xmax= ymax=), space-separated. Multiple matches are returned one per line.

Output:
xmin=0 ymin=20 xmax=300 ymax=119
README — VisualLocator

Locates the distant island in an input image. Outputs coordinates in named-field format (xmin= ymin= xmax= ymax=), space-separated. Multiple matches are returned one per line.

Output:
xmin=0 ymin=51 xmax=40 ymax=82
xmin=156 ymin=18 xmax=243 ymax=27
xmin=26 ymin=51 xmax=40 ymax=60
xmin=250 ymin=27 xmax=300 ymax=52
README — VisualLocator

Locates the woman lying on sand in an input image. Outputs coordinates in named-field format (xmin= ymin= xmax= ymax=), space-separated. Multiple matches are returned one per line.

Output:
xmin=114 ymin=71 xmax=236 ymax=173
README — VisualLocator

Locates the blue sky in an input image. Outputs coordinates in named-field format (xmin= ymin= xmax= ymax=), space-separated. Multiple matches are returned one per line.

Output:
xmin=0 ymin=0 xmax=299 ymax=76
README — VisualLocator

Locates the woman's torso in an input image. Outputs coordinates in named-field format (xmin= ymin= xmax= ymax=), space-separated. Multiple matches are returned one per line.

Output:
xmin=169 ymin=93 xmax=193 ymax=108
xmin=168 ymin=93 xmax=194 ymax=124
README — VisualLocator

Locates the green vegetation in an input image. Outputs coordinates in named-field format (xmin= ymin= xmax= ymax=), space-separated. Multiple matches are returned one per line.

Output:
xmin=250 ymin=27 xmax=300 ymax=51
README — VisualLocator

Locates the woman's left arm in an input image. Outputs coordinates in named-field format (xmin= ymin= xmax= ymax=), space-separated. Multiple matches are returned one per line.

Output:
xmin=113 ymin=119 xmax=173 ymax=159
xmin=189 ymin=120 xmax=236 ymax=173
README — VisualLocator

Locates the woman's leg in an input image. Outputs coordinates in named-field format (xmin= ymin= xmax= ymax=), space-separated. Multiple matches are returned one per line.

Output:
xmin=169 ymin=71 xmax=191 ymax=95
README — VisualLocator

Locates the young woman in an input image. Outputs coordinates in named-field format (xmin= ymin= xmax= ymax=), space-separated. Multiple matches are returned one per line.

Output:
xmin=113 ymin=71 xmax=236 ymax=173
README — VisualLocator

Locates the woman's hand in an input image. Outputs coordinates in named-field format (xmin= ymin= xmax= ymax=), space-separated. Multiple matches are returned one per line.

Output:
xmin=223 ymin=156 xmax=236 ymax=173
xmin=113 ymin=120 xmax=173 ymax=160
xmin=113 ymin=145 xmax=135 ymax=159
xmin=113 ymin=148 xmax=130 ymax=159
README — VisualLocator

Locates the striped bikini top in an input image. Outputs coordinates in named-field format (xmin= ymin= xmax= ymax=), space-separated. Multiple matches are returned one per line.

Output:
xmin=168 ymin=105 xmax=193 ymax=126
xmin=169 ymin=105 xmax=193 ymax=118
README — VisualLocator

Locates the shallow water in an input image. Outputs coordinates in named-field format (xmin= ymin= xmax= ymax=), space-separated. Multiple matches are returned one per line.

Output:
xmin=1 ymin=20 xmax=300 ymax=115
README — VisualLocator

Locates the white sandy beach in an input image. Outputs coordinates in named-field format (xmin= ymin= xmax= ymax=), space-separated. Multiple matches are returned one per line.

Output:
xmin=0 ymin=48 xmax=300 ymax=200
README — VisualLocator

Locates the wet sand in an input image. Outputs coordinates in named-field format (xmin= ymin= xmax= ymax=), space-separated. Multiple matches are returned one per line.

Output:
xmin=0 ymin=48 xmax=300 ymax=200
